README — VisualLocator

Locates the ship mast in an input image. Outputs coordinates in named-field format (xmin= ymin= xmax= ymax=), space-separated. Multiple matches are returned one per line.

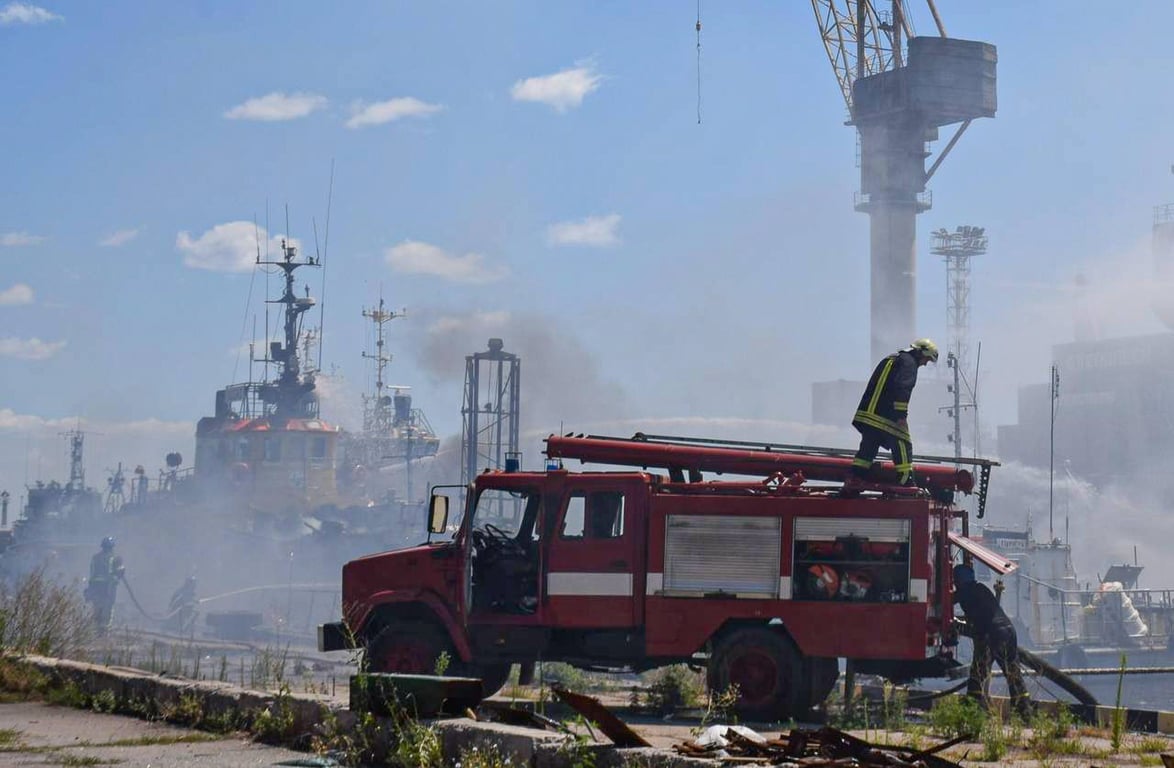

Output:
xmin=258 ymin=239 xmax=320 ymax=421
xmin=361 ymin=295 xmax=403 ymax=434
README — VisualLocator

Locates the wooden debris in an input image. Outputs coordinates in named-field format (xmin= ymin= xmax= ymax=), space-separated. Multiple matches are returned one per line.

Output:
xmin=673 ymin=725 xmax=964 ymax=768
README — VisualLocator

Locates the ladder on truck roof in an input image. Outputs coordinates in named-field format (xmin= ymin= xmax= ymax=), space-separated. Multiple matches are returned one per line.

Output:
xmin=543 ymin=432 xmax=998 ymax=518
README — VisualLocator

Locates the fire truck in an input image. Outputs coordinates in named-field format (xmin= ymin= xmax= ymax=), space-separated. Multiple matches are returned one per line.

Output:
xmin=319 ymin=433 xmax=1013 ymax=719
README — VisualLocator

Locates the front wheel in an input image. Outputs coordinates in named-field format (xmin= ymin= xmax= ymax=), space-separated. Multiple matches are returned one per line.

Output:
xmin=367 ymin=621 xmax=510 ymax=696
xmin=368 ymin=620 xmax=452 ymax=675
xmin=708 ymin=627 xmax=806 ymax=722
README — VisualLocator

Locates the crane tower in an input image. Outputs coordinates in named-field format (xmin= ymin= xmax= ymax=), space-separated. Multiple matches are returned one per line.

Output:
xmin=812 ymin=1 xmax=996 ymax=363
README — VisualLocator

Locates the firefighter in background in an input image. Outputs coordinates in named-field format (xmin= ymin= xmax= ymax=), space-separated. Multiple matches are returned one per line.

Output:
xmin=85 ymin=537 xmax=124 ymax=634
xmin=166 ymin=576 xmax=198 ymax=634
xmin=850 ymin=339 xmax=938 ymax=486
xmin=953 ymin=564 xmax=1033 ymax=719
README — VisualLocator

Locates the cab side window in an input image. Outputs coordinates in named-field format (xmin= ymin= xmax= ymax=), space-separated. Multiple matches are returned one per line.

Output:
xmin=560 ymin=491 xmax=625 ymax=539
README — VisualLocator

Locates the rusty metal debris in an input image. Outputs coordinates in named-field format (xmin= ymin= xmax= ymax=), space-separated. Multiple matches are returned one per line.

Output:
xmin=550 ymin=686 xmax=651 ymax=748
xmin=674 ymin=725 xmax=965 ymax=768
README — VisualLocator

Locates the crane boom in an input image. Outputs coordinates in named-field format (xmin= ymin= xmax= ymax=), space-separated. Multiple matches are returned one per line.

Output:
xmin=810 ymin=0 xmax=895 ymax=113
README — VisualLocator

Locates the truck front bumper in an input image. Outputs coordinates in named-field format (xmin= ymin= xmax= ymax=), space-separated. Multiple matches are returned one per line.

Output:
xmin=318 ymin=621 xmax=352 ymax=652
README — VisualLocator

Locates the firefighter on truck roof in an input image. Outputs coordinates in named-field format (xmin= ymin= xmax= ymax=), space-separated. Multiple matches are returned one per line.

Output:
xmin=850 ymin=338 xmax=938 ymax=486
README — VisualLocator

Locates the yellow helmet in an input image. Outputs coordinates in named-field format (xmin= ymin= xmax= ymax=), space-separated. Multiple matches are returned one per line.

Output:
xmin=910 ymin=338 xmax=939 ymax=363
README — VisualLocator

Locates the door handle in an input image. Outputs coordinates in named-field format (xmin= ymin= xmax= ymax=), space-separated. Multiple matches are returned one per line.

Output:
xmin=609 ymin=559 xmax=628 ymax=569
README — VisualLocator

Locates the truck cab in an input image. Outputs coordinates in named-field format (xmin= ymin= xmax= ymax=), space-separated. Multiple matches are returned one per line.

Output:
xmin=321 ymin=434 xmax=1008 ymax=720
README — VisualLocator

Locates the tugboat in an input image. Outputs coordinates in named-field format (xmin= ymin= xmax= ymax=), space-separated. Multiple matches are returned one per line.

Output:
xmin=190 ymin=239 xmax=342 ymax=531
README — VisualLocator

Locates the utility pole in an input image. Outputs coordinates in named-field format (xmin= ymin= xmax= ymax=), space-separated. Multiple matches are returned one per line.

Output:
xmin=1048 ymin=364 xmax=1060 ymax=542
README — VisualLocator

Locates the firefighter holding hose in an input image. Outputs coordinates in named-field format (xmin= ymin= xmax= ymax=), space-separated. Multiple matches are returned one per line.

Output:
xmin=85 ymin=536 xmax=124 ymax=634
xmin=849 ymin=339 xmax=938 ymax=487
xmin=953 ymin=563 xmax=1033 ymax=719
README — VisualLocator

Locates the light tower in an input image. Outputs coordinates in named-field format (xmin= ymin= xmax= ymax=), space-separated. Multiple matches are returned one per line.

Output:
xmin=461 ymin=338 xmax=520 ymax=488
xmin=812 ymin=1 xmax=997 ymax=362
xmin=931 ymin=225 xmax=986 ymax=375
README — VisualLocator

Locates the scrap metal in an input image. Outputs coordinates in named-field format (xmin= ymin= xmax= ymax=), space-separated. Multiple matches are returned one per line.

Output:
xmin=674 ymin=726 xmax=965 ymax=768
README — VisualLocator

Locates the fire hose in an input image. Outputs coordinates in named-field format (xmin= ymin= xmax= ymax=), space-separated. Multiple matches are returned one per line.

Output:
xmin=116 ymin=573 xmax=188 ymax=624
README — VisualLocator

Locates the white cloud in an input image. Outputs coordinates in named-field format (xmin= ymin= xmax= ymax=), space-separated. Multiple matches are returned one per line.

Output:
xmin=223 ymin=91 xmax=327 ymax=122
xmin=99 ymin=228 xmax=140 ymax=247
xmin=0 ymin=3 xmax=61 ymax=25
xmin=176 ymin=221 xmax=296 ymax=273
xmin=0 ymin=409 xmax=189 ymax=436
xmin=0 ymin=231 xmax=45 ymax=246
xmin=0 ymin=284 xmax=33 ymax=306
xmin=346 ymin=97 xmax=443 ymax=129
xmin=385 ymin=240 xmax=506 ymax=283
xmin=547 ymin=213 xmax=622 ymax=247
xmin=0 ymin=337 xmax=65 ymax=360
xmin=510 ymin=64 xmax=602 ymax=112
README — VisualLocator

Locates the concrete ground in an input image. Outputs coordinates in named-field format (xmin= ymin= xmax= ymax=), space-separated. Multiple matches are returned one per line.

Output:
xmin=0 ymin=700 xmax=312 ymax=767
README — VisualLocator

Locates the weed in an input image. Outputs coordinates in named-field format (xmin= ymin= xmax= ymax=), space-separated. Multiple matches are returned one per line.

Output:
xmin=0 ymin=566 xmax=94 ymax=658
xmin=163 ymin=692 xmax=204 ymax=726
xmin=0 ymin=657 xmax=49 ymax=700
xmin=392 ymin=717 xmax=442 ymax=768
xmin=54 ymin=756 xmax=124 ymax=766
xmin=538 ymin=662 xmax=588 ymax=692
xmin=44 ymin=679 xmax=89 ymax=709
xmin=1111 ymin=652 xmax=1127 ymax=752
xmin=199 ymin=709 xmax=241 ymax=735
xmin=1140 ymin=755 xmax=1166 ymax=767
xmin=1027 ymin=705 xmax=1078 ymax=760
xmin=899 ymin=724 xmax=928 ymax=752
xmin=89 ymin=689 xmax=116 ymax=714
xmin=458 ymin=742 xmax=517 ymax=768
xmin=1129 ymin=736 xmax=1173 ymax=754
xmin=92 ymin=733 xmax=221 ymax=747
xmin=977 ymin=714 xmax=1008 ymax=762
xmin=433 ymin=650 xmax=451 ymax=677
xmin=699 ymin=683 xmax=739 ymax=730
xmin=250 ymin=684 xmax=296 ymax=744
xmin=638 ymin=665 xmax=703 ymax=715
xmin=927 ymin=694 xmax=986 ymax=740
xmin=557 ymin=719 xmax=597 ymax=768
xmin=880 ymin=683 xmax=908 ymax=731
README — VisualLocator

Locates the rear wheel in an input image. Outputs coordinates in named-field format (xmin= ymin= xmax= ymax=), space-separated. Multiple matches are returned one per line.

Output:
xmin=709 ymin=627 xmax=807 ymax=722
xmin=806 ymin=657 xmax=840 ymax=709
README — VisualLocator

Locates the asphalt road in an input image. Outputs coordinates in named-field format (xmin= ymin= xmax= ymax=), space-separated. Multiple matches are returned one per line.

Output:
xmin=0 ymin=701 xmax=314 ymax=767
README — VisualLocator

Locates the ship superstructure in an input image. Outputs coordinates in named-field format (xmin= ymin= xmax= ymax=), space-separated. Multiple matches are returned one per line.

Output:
xmin=193 ymin=240 xmax=340 ymax=518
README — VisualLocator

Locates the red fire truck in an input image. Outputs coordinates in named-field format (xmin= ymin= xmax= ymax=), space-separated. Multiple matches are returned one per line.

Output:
xmin=319 ymin=433 xmax=1013 ymax=719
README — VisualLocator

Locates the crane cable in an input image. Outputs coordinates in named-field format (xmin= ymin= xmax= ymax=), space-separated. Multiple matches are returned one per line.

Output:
xmin=695 ymin=0 xmax=702 ymax=124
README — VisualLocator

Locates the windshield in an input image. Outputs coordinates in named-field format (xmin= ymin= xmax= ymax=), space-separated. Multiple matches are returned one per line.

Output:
xmin=471 ymin=487 xmax=539 ymax=540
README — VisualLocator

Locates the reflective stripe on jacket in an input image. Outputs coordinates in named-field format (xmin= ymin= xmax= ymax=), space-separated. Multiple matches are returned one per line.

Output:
xmin=853 ymin=350 xmax=918 ymax=440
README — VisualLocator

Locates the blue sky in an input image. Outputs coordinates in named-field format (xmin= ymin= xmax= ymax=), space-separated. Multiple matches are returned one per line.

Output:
xmin=4 ymin=1 xmax=1174 ymax=493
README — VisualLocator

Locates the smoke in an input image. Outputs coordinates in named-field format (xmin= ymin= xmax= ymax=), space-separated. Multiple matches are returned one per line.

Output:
xmin=978 ymin=237 xmax=1165 ymax=425
xmin=416 ymin=310 xmax=630 ymax=434
xmin=984 ymin=460 xmax=1174 ymax=587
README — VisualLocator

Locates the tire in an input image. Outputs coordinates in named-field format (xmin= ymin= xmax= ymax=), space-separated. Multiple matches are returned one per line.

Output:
xmin=709 ymin=627 xmax=806 ymax=722
xmin=368 ymin=620 xmax=510 ymax=697
xmin=368 ymin=620 xmax=453 ymax=675
xmin=806 ymin=657 xmax=840 ymax=709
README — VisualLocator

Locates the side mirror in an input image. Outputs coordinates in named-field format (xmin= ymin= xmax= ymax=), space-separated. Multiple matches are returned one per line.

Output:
xmin=428 ymin=494 xmax=449 ymax=535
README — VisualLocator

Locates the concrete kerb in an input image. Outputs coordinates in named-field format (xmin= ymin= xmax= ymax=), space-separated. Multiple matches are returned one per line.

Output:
xmin=5 ymin=655 xmax=715 ymax=767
